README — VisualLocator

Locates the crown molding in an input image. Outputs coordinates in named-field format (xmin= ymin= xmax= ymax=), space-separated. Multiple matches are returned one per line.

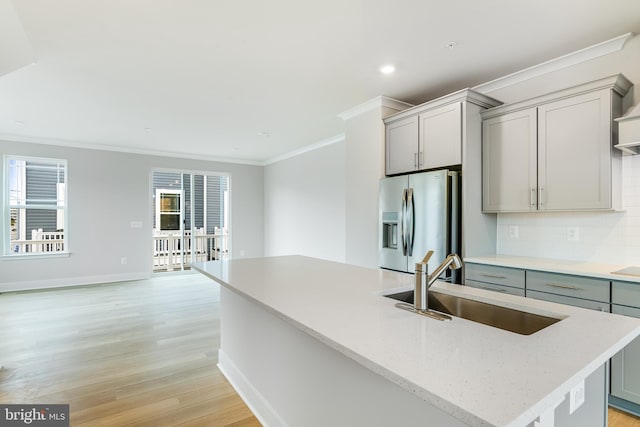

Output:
xmin=0 ymin=133 xmax=264 ymax=166
xmin=263 ymin=133 xmax=345 ymax=165
xmin=338 ymin=96 xmax=413 ymax=121
xmin=473 ymin=32 xmax=635 ymax=94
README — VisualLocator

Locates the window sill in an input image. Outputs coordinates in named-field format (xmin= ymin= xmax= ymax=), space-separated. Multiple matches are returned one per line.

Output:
xmin=0 ymin=252 xmax=71 ymax=261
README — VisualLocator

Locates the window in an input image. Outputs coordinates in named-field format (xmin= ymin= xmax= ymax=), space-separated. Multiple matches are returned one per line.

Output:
xmin=4 ymin=156 xmax=67 ymax=256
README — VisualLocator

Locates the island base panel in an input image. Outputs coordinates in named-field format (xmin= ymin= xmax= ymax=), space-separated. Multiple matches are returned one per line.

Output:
xmin=218 ymin=287 xmax=608 ymax=427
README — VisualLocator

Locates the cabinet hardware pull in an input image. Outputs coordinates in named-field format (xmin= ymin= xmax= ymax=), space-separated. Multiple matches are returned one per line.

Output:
xmin=545 ymin=282 xmax=582 ymax=290
xmin=480 ymin=274 xmax=507 ymax=279
xmin=414 ymin=153 xmax=418 ymax=168
xmin=420 ymin=151 xmax=424 ymax=167
xmin=477 ymin=285 xmax=507 ymax=293
xmin=539 ymin=187 xmax=544 ymax=207
xmin=531 ymin=187 xmax=536 ymax=208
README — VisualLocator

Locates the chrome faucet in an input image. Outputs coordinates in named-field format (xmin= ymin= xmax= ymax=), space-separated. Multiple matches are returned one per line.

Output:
xmin=414 ymin=251 xmax=463 ymax=315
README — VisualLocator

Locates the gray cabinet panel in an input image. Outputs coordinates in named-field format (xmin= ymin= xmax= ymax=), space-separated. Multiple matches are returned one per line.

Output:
xmin=482 ymin=109 xmax=537 ymax=212
xmin=419 ymin=102 xmax=462 ymax=169
xmin=464 ymin=263 xmax=525 ymax=288
xmin=526 ymin=290 xmax=610 ymax=312
xmin=386 ymin=116 xmax=419 ymax=175
xmin=612 ymin=281 xmax=640 ymax=307
xmin=527 ymin=271 xmax=610 ymax=303
xmin=465 ymin=279 xmax=525 ymax=297
xmin=537 ymin=91 xmax=611 ymax=210
xmin=611 ymin=304 xmax=640 ymax=406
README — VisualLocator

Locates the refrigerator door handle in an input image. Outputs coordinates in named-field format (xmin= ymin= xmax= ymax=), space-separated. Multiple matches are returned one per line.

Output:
xmin=401 ymin=189 xmax=408 ymax=256
xmin=407 ymin=188 xmax=414 ymax=257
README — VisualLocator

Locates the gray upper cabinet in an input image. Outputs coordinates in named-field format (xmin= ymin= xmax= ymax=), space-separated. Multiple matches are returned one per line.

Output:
xmin=385 ymin=116 xmax=419 ymax=175
xmin=419 ymin=102 xmax=462 ymax=170
xmin=481 ymin=74 xmax=631 ymax=213
xmin=384 ymin=89 xmax=501 ymax=176
xmin=482 ymin=108 xmax=537 ymax=212
xmin=538 ymin=91 xmax=612 ymax=210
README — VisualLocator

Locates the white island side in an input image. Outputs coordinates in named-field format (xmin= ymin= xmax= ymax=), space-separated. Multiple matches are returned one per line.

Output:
xmin=191 ymin=256 xmax=640 ymax=427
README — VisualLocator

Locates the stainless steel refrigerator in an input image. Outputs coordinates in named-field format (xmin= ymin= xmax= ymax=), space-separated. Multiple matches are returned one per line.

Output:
xmin=378 ymin=169 xmax=460 ymax=282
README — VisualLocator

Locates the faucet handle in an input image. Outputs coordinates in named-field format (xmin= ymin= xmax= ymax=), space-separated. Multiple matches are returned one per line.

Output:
xmin=420 ymin=250 xmax=434 ymax=265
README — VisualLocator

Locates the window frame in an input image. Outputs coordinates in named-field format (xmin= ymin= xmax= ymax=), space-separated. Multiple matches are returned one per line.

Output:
xmin=3 ymin=155 xmax=69 ymax=258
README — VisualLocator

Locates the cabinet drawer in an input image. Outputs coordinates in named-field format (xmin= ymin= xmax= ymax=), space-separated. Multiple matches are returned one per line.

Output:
xmin=464 ymin=263 xmax=525 ymax=289
xmin=527 ymin=290 xmax=610 ymax=312
xmin=612 ymin=281 xmax=640 ymax=309
xmin=612 ymin=304 xmax=640 ymax=318
xmin=465 ymin=279 xmax=525 ymax=297
xmin=526 ymin=271 xmax=609 ymax=303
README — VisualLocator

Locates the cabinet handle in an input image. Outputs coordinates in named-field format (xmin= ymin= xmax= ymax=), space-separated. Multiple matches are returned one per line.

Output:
xmin=539 ymin=187 xmax=544 ymax=208
xmin=414 ymin=152 xmax=418 ymax=168
xmin=545 ymin=282 xmax=582 ymax=291
xmin=480 ymin=273 xmax=507 ymax=279
xmin=531 ymin=188 xmax=536 ymax=208
xmin=476 ymin=285 xmax=508 ymax=293
xmin=420 ymin=151 xmax=424 ymax=167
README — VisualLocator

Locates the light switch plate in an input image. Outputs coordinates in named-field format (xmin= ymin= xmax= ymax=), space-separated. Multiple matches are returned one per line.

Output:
xmin=508 ymin=225 xmax=519 ymax=239
xmin=567 ymin=227 xmax=580 ymax=241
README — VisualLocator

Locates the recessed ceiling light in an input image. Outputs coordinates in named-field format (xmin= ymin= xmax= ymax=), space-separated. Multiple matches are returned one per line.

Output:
xmin=380 ymin=64 xmax=395 ymax=75
xmin=144 ymin=127 xmax=152 ymax=132
xmin=15 ymin=120 xmax=24 ymax=126
xmin=258 ymin=131 xmax=271 ymax=137
xmin=446 ymin=41 xmax=458 ymax=49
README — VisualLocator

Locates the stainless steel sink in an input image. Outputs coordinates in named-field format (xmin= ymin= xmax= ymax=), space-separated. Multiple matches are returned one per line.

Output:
xmin=385 ymin=290 xmax=561 ymax=335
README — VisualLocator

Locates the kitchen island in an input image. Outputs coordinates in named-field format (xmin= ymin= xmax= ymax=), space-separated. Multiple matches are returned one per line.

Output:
xmin=191 ymin=256 xmax=640 ymax=427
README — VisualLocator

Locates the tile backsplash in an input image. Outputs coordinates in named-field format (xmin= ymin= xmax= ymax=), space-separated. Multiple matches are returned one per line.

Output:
xmin=497 ymin=155 xmax=640 ymax=265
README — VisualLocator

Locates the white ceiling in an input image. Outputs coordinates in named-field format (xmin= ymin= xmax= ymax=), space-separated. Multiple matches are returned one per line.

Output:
xmin=1 ymin=0 xmax=639 ymax=164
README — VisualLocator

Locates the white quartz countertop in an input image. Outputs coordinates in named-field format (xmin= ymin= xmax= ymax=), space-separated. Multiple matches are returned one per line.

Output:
xmin=191 ymin=256 xmax=640 ymax=427
xmin=464 ymin=255 xmax=640 ymax=283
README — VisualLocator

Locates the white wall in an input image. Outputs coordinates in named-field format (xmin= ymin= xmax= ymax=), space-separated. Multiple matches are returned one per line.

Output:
xmin=0 ymin=140 xmax=264 ymax=291
xmin=486 ymin=36 xmax=640 ymax=265
xmin=263 ymin=141 xmax=346 ymax=262
xmin=343 ymin=107 xmax=389 ymax=268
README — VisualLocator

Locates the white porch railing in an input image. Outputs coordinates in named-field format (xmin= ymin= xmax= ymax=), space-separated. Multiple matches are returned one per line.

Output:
xmin=10 ymin=229 xmax=65 ymax=253
xmin=9 ymin=227 xmax=229 ymax=271
xmin=152 ymin=227 xmax=229 ymax=271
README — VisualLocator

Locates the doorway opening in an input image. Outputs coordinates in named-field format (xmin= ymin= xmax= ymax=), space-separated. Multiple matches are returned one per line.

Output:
xmin=152 ymin=170 xmax=229 ymax=272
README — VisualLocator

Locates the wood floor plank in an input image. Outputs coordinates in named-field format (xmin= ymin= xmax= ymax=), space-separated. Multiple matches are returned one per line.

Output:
xmin=0 ymin=274 xmax=260 ymax=426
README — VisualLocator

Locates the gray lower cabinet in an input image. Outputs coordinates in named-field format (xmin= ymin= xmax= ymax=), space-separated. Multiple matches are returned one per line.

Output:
xmin=526 ymin=271 xmax=610 ymax=311
xmin=464 ymin=263 xmax=525 ymax=296
xmin=611 ymin=281 xmax=640 ymax=411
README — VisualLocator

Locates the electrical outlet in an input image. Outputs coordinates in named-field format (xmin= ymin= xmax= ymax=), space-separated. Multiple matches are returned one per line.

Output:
xmin=569 ymin=379 xmax=585 ymax=414
xmin=121 ymin=257 xmax=127 ymax=265
xmin=508 ymin=225 xmax=519 ymax=239
xmin=567 ymin=227 xmax=580 ymax=241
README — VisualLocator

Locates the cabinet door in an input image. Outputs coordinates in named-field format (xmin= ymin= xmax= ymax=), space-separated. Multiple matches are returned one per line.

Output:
xmin=419 ymin=102 xmax=462 ymax=169
xmin=611 ymin=304 xmax=640 ymax=406
xmin=526 ymin=290 xmax=610 ymax=312
xmin=386 ymin=116 xmax=419 ymax=175
xmin=465 ymin=279 xmax=525 ymax=297
xmin=464 ymin=263 xmax=525 ymax=289
xmin=537 ymin=90 xmax=611 ymax=210
xmin=482 ymin=108 xmax=537 ymax=212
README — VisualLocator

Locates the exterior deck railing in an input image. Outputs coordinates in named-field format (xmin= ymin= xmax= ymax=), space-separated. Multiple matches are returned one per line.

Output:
xmin=152 ymin=229 xmax=229 ymax=271
xmin=9 ymin=228 xmax=229 ymax=272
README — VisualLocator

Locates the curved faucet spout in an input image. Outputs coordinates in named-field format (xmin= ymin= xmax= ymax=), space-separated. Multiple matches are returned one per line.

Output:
xmin=414 ymin=252 xmax=462 ymax=313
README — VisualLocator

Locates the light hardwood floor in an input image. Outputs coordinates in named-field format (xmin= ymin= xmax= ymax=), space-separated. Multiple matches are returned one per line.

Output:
xmin=0 ymin=274 xmax=261 ymax=426
xmin=1 ymin=274 xmax=639 ymax=426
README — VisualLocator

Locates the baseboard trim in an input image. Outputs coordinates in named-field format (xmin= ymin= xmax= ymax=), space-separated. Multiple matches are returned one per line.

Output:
xmin=0 ymin=272 xmax=151 ymax=293
xmin=609 ymin=395 xmax=640 ymax=417
xmin=218 ymin=349 xmax=288 ymax=427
